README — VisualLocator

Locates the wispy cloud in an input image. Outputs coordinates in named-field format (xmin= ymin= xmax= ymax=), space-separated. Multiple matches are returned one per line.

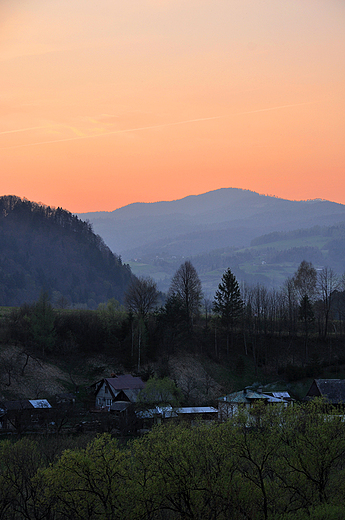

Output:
xmin=0 ymin=102 xmax=316 ymax=150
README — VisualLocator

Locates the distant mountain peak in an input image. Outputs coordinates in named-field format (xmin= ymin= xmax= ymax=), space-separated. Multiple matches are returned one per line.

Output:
xmin=78 ymin=187 xmax=345 ymax=260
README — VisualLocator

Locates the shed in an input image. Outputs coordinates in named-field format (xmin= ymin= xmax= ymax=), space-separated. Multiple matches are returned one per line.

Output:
xmin=0 ymin=399 xmax=51 ymax=431
xmin=176 ymin=406 xmax=218 ymax=423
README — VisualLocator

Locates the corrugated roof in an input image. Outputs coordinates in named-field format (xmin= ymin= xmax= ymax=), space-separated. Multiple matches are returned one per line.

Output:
xmin=219 ymin=389 xmax=292 ymax=404
xmin=137 ymin=405 xmax=176 ymax=419
xmin=272 ymin=392 xmax=292 ymax=399
xmin=220 ymin=390 xmax=270 ymax=403
xmin=177 ymin=407 xmax=218 ymax=414
xmin=29 ymin=399 xmax=51 ymax=409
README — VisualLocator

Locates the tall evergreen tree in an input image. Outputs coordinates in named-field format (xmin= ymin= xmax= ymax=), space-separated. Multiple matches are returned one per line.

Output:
xmin=30 ymin=291 xmax=56 ymax=357
xmin=213 ymin=268 xmax=243 ymax=356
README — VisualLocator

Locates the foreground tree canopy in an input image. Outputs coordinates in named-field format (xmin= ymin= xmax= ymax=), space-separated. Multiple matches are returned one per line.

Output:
xmin=1 ymin=400 xmax=345 ymax=519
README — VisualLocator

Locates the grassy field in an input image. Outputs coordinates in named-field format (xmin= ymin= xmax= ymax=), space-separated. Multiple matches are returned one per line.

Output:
xmin=245 ymin=235 xmax=329 ymax=252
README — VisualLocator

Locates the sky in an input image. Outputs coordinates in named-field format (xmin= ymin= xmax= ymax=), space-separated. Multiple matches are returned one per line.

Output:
xmin=1 ymin=0 xmax=345 ymax=213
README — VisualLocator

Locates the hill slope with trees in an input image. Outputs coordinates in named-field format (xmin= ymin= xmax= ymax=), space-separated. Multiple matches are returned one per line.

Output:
xmin=0 ymin=196 xmax=132 ymax=307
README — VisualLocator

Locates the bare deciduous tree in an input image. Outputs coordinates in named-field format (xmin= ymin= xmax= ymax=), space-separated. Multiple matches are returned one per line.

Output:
xmin=317 ymin=267 xmax=340 ymax=339
xmin=124 ymin=276 xmax=158 ymax=371
xmin=124 ymin=276 xmax=158 ymax=318
xmin=169 ymin=261 xmax=203 ymax=331
xmin=293 ymin=260 xmax=317 ymax=301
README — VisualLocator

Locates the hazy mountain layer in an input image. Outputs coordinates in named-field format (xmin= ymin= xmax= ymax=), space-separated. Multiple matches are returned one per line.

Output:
xmin=80 ymin=188 xmax=345 ymax=259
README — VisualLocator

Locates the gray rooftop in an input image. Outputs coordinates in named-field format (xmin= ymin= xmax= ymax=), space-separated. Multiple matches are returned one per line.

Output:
xmin=106 ymin=375 xmax=145 ymax=391
xmin=306 ymin=379 xmax=345 ymax=403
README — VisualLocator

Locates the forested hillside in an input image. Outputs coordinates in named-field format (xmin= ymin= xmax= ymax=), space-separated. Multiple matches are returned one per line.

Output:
xmin=0 ymin=196 xmax=132 ymax=307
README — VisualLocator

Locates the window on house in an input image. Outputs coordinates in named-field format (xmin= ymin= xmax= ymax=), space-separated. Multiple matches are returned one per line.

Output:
xmin=105 ymin=386 xmax=108 ymax=394
xmin=106 ymin=399 xmax=111 ymax=406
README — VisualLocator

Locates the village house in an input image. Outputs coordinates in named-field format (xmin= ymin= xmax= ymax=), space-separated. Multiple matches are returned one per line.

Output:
xmin=92 ymin=374 xmax=145 ymax=411
xmin=218 ymin=387 xmax=293 ymax=421
xmin=0 ymin=399 xmax=52 ymax=432
xmin=305 ymin=379 xmax=345 ymax=406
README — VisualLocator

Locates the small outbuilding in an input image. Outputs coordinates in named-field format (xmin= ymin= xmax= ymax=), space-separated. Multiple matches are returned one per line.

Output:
xmin=176 ymin=406 xmax=218 ymax=424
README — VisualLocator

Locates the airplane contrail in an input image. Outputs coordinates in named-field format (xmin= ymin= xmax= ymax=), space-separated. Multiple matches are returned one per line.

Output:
xmin=0 ymin=126 xmax=46 ymax=135
xmin=0 ymin=101 xmax=315 ymax=150
xmin=239 ymin=102 xmax=315 ymax=115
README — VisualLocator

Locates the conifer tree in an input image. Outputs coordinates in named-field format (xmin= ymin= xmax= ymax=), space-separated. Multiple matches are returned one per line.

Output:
xmin=213 ymin=268 xmax=243 ymax=355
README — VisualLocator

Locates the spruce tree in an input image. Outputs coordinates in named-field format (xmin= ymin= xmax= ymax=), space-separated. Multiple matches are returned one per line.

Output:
xmin=213 ymin=268 xmax=243 ymax=356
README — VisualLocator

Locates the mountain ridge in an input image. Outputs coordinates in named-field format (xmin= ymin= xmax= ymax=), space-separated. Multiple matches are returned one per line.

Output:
xmin=79 ymin=188 xmax=345 ymax=258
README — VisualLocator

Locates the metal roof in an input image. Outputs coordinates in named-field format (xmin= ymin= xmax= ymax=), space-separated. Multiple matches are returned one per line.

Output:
xmin=219 ymin=389 xmax=292 ymax=404
xmin=29 ymin=399 xmax=52 ymax=409
xmin=219 ymin=390 xmax=270 ymax=403
xmin=1 ymin=399 xmax=51 ymax=412
xmin=137 ymin=405 xmax=176 ymax=419
xmin=272 ymin=392 xmax=292 ymax=399
xmin=176 ymin=407 xmax=218 ymax=414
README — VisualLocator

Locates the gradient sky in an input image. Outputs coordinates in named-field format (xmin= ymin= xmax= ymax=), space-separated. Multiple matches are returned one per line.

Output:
xmin=1 ymin=0 xmax=344 ymax=212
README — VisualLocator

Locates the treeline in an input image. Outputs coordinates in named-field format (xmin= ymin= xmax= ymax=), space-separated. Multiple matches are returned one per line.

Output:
xmin=0 ymin=196 xmax=132 ymax=307
xmin=1 ymin=401 xmax=345 ymax=519
xmin=2 ymin=260 xmax=345 ymax=384
xmin=251 ymin=222 xmax=345 ymax=246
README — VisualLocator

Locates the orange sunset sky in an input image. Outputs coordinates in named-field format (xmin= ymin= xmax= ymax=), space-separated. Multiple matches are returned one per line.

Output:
xmin=1 ymin=0 xmax=345 ymax=213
